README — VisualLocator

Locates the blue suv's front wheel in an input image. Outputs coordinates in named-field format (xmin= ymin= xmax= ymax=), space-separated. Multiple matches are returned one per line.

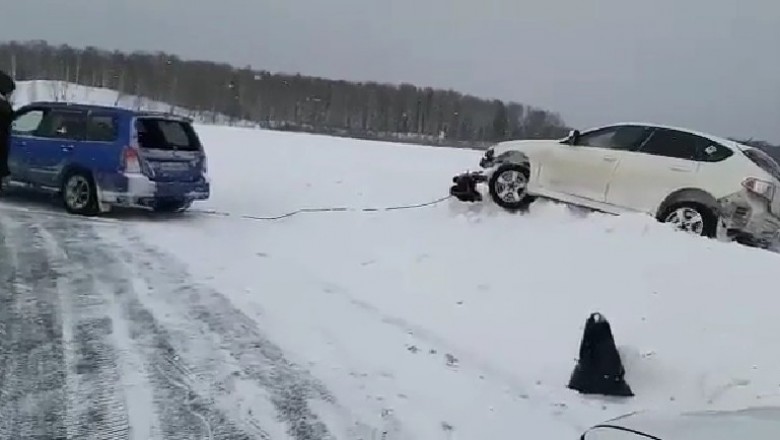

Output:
xmin=61 ymin=170 xmax=99 ymax=216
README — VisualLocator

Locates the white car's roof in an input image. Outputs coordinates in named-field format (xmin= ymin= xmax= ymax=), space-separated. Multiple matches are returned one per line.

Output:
xmin=581 ymin=122 xmax=750 ymax=152
xmin=586 ymin=407 xmax=780 ymax=440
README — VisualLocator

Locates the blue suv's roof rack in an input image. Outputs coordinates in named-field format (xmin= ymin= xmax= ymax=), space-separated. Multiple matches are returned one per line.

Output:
xmin=21 ymin=101 xmax=195 ymax=123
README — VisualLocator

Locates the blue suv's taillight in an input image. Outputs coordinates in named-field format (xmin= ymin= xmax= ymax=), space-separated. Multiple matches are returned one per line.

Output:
xmin=121 ymin=145 xmax=154 ymax=177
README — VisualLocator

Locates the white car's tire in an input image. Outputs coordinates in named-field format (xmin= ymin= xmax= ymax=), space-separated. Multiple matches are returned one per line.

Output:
xmin=659 ymin=201 xmax=717 ymax=238
xmin=488 ymin=164 xmax=534 ymax=211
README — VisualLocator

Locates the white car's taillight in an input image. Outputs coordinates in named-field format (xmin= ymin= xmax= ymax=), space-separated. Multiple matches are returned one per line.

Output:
xmin=742 ymin=177 xmax=775 ymax=200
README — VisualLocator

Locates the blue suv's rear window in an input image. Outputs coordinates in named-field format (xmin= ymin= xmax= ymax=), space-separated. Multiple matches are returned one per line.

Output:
xmin=136 ymin=118 xmax=201 ymax=151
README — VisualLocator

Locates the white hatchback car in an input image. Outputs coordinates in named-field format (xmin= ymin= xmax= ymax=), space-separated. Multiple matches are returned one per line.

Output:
xmin=450 ymin=122 xmax=780 ymax=247
xmin=581 ymin=407 xmax=780 ymax=440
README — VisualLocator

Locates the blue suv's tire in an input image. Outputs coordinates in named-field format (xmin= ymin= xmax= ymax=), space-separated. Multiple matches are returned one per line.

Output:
xmin=61 ymin=170 xmax=99 ymax=216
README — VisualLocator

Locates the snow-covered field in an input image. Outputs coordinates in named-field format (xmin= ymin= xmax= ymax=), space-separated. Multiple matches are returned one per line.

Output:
xmin=97 ymin=127 xmax=780 ymax=437
xmin=3 ymin=82 xmax=780 ymax=438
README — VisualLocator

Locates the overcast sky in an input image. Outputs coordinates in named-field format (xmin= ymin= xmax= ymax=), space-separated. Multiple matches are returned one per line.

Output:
xmin=3 ymin=0 xmax=779 ymax=142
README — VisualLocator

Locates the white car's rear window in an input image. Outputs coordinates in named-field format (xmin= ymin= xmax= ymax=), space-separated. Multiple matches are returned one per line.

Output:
xmin=743 ymin=148 xmax=780 ymax=180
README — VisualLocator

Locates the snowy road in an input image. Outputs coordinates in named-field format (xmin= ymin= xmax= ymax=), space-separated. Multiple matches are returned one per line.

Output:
xmin=0 ymin=208 xmax=337 ymax=439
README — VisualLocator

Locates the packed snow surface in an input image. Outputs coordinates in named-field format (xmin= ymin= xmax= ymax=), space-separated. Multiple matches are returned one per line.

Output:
xmin=2 ymin=84 xmax=780 ymax=437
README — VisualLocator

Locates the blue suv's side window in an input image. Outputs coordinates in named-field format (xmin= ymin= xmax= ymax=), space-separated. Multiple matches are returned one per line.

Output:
xmin=12 ymin=108 xmax=47 ymax=136
xmin=21 ymin=109 xmax=87 ymax=187
xmin=86 ymin=114 xmax=118 ymax=143
xmin=36 ymin=109 xmax=87 ymax=141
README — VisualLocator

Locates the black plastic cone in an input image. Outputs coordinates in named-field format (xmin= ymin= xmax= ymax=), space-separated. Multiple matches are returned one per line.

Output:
xmin=567 ymin=312 xmax=634 ymax=397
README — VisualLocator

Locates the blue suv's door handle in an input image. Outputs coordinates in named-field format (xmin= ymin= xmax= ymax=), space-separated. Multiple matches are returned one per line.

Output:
xmin=61 ymin=145 xmax=74 ymax=152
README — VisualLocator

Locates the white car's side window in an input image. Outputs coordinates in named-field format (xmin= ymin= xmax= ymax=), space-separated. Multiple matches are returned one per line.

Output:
xmin=636 ymin=128 xmax=704 ymax=160
xmin=577 ymin=126 xmax=653 ymax=151
xmin=578 ymin=128 xmax=620 ymax=148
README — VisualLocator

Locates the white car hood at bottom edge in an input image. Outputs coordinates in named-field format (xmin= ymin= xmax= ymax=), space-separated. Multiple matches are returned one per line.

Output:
xmin=586 ymin=407 xmax=780 ymax=440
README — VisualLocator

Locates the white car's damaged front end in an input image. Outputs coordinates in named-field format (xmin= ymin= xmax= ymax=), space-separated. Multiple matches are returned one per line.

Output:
xmin=718 ymin=176 xmax=780 ymax=248
xmin=714 ymin=146 xmax=780 ymax=248
xmin=449 ymin=146 xmax=496 ymax=203
xmin=449 ymin=142 xmax=535 ymax=203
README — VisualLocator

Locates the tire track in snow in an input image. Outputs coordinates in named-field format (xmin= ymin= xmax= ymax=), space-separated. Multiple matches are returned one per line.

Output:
xmin=50 ymin=217 xmax=260 ymax=440
xmin=0 ymin=213 xmax=67 ymax=439
xmin=0 ymin=208 xmax=265 ymax=439
xmin=35 ymin=219 xmax=131 ymax=440
xmin=112 ymin=225 xmax=336 ymax=440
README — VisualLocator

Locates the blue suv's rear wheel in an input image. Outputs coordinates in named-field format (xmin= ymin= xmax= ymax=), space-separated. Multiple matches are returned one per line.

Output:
xmin=61 ymin=171 xmax=99 ymax=216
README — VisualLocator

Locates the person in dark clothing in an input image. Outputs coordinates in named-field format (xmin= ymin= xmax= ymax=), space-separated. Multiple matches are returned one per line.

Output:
xmin=0 ymin=71 xmax=15 ymax=184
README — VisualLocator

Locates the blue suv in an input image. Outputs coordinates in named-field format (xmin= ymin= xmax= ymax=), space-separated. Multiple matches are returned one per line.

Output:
xmin=8 ymin=102 xmax=210 ymax=215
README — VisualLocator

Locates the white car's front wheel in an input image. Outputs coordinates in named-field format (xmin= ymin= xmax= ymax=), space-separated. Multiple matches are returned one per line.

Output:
xmin=659 ymin=202 xmax=717 ymax=238
xmin=488 ymin=164 xmax=534 ymax=211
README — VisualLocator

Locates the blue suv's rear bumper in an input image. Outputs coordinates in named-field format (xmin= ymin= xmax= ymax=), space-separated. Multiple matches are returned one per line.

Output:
xmin=97 ymin=172 xmax=210 ymax=209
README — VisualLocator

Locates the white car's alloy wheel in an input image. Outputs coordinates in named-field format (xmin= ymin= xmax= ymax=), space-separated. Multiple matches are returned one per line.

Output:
xmin=494 ymin=169 xmax=527 ymax=203
xmin=664 ymin=206 xmax=705 ymax=235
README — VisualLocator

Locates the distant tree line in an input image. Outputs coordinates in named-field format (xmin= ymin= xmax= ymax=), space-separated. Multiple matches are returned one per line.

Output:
xmin=0 ymin=40 xmax=572 ymax=148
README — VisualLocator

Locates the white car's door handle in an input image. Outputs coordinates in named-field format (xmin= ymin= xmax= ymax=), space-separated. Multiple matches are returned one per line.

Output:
xmin=603 ymin=157 xmax=618 ymax=162
xmin=669 ymin=167 xmax=688 ymax=172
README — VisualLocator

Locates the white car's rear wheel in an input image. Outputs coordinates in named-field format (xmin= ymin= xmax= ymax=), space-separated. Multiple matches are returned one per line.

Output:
xmin=488 ymin=164 xmax=534 ymax=211
xmin=660 ymin=202 xmax=717 ymax=238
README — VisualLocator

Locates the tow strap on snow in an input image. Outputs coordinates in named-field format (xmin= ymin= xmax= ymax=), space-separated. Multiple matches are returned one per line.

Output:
xmin=586 ymin=424 xmax=663 ymax=440
xmin=190 ymin=195 xmax=454 ymax=220
xmin=0 ymin=194 xmax=455 ymax=223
